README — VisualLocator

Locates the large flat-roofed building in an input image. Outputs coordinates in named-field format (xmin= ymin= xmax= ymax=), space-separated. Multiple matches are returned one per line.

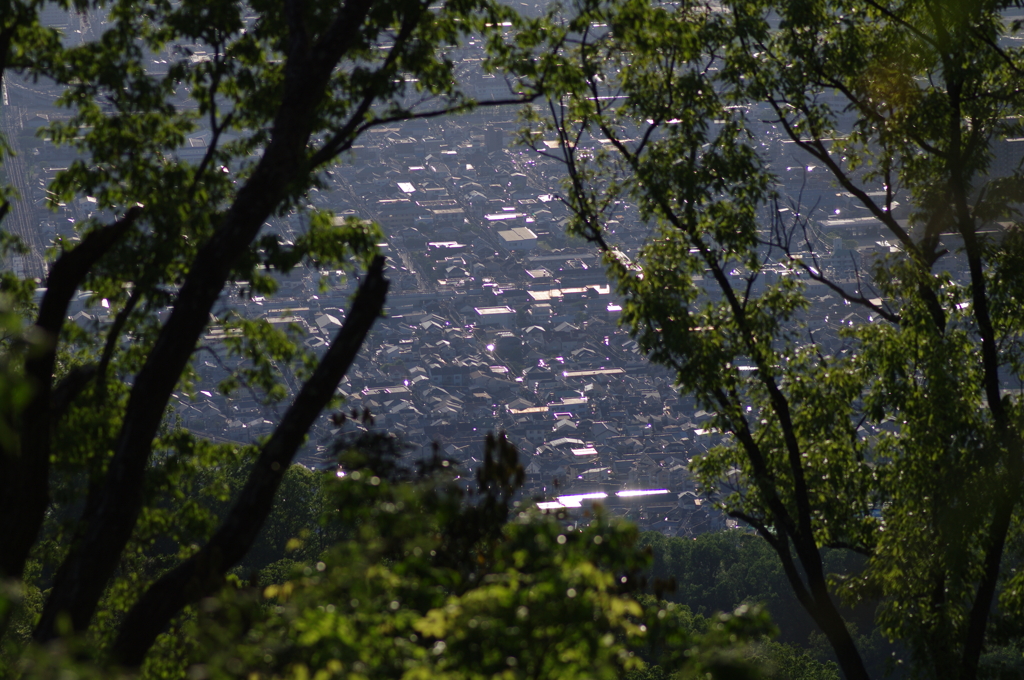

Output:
xmin=497 ymin=226 xmax=538 ymax=251
xmin=474 ymin=306 xmax=515 ymax=327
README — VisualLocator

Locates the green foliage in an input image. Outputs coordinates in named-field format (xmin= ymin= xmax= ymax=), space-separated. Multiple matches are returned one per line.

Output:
xmin=176 ymin=443 xmax=772 ymax=680
xmin=636 ymin=530 xmax=896 ymax=674
xmin=3 ymin=437 xmax=779 ymax=680
xmin=496 ymin=0 xmax=1024 ymax=677
xmin=748 ymin=640 xmax=841 ymax=680
xmin=0 ymin=0 xmax=551 ymax=668
xmin=639 ymin=532 xmax=792 ymax=620
xmin=241 ymin=464 xmax=336 ymax=573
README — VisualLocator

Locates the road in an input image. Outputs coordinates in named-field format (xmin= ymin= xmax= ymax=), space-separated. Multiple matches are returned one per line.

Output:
xmin=0 ymin=4 xmax=96 ymax=282
xmin=0 ymin=99 xmax=46 ymax=280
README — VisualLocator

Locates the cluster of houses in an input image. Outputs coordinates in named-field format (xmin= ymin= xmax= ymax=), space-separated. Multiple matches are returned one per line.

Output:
xmin=151 ymin=104 xmax=905 ymax=536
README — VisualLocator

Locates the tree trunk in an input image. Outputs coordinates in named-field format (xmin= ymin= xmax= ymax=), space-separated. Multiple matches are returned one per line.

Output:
xmin=33 ymin=0 xmax=376 ymax=642
xmin=110 ymin=256 xmax=388 ymax=666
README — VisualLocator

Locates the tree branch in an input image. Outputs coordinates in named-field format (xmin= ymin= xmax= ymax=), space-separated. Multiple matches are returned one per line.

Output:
xmin=0 ymin=206 xmax=140 ymax=582
xmin=110 ymin=255 xmax=388 ymax=666
xmin=96 ymin=289 xmax=139 ymax=402
xmin=33 ymin=0 xmax=378 ymax=642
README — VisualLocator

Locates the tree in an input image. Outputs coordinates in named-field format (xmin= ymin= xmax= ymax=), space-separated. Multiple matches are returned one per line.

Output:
xmin=4 ymin=432 xmax=779 ymax=679
xmin=0 ymin=0 xmax=534 ymax=667
xmin=637 ymin=531 xmax=894 ymax=677
xmin=749 ymin=640 xmax=842 ymax=680
xmin=500 ymin=0 xmax=1024 ymax=678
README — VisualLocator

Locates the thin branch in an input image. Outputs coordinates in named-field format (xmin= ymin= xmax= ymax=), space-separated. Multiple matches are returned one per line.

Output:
xmin=96 ymin=289 xmax=140 ymax=402
xmin=188 ymin=39 xmax=234 ymax=193
xmin=766 ymin=94 xmax=918 ymax=255
xmin=855 ymin=0 xmax=941 ymax=51
xmin=821 ymin=540 xmax=873 ymax=558
xmin=790 ymin=255 xmax=900 ymax=324
xmin=975 ymin=29 xmax=1024 ymax=78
